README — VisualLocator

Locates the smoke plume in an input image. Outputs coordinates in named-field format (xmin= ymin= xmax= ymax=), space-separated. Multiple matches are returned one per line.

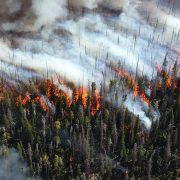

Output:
xmin=0 ymin=0 xmax=179 ymax=129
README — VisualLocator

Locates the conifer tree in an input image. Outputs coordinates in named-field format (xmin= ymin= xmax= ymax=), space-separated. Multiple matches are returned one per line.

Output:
xmin=113 ymin=115 xmax=118 ymax=152
xmin=99 ymin=153 xmax=104 ymax=177
xmin=171 ymin=59 xmax=178 ymax=96
xmin=119 ymin=135 xmax=126 ymax=162
xmin=104 ymin=109 xmax=109 ymax=124
xmin=17 ymin=142 xmax=23 ymax=159
xmin=134 ymin=115 xmax=140 ymax=137
xmin=3 ymin=114 xmax=10 ymax=133
xmin=132 ymin=143 xmax=137 ymax=171
xmin=18 ymin=96 xmax=24 ymax=119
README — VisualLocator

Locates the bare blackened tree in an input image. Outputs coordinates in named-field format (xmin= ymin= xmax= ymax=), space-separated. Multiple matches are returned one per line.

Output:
xmin=37 ymin=163 xmax=41 ymax=178
xmin=152 ymin=75 xmax=158 ymax=99
xmin=164 ymin=132 xmax=171 ymax=169
xmin=7 ymin=95 xmax=14 ymax=135
xmin=147 ymin=157 xmax=152 ymax=180
xmin=42 ymin=115 xmax=46 ymax=152
xmin=99 ymin=153 xmax=104 ymax=177
xmin=78 ymin=132 xmax=82 ymax=155
xmin=36 ymin=143 xmax=39 ymax=156
xmin=130 ymin=174 xmax=135 ymax=180
xmin=100 ymin=116 xmax=103 ymax=150
xmin=109 ymin=158 xmax=112 ymax=179
xmin=132 ymin=143 xmax=137 ymax=171
xmin=28 ymin=143 xmax=33 ymax=165
xmin=160 ymin=96 xmax=168 ymax=114
xmin=85 ymin=138 xmax=90 ymax=177
xmin=120 ymin=105 xmax=126 ymax=132
xmin=23 ymin=148 xmax=27 ymax=162
xmin=125 ymin=171 xmax=128 ymax=180
xmin=107 ymin=137 xmax=112 ymax=154
xmin=173 ymin=129 xmax=178 ymax=148
xmin=7 ymin=107 xmax=13 ymax=135
xmin=72 ymin=130 xmax=76 ymax=159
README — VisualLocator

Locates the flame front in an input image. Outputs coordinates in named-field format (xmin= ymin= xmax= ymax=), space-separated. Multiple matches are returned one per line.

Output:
xmin=109 ymin=66 xmax=149 ymax=106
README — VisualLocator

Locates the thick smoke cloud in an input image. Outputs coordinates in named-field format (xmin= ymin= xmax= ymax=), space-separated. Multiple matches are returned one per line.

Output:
xmin=31 ymin=0 xmax=68 ymax=30
xmin=6 ymin=0 xmax=22 ymax=14
xmin=68 ymin=0 xmax=128 ymax=10
xmin=103 ymin=0 xmax=129 ymax=10
xmin=0 ymin=0 xmax=68 ymax=32
xmin=68 ymin=0 xmax=101 ymax=9
xmin=0 ymin=0 xmax=179 ymax=129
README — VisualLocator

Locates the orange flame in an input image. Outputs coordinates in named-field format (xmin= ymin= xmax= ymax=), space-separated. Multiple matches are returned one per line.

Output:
xmin=133 ymin=84 xmax=138 ymax=98
xmin=157 ymin=81 xmax=162 ymax=90
xmin=167 ymin=73 xmax=172 ymax=89
xmin=21 ymin=95 xmax=27 ymax=106
xmin=124 ymin=125 xmax=129 ymax=130
xmin=70 ymin=156 xmax=73 ymax=164
xmin=139 ymin=93 xmax=149 ymax=106
xmin=110 ymin=66 xmax=150 ymax=106
xmin=91 ymin=89 xmax=101 ymax=115
xmin=35 ymin=96 xmax=47 ymax=111
xmin=82 ymin=87 xmax=88 ymax=108
xmin=155 ymin=63 xmax=162 ymax=73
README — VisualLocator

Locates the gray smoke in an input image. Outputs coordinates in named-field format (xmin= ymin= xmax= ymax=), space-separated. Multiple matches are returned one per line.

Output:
xmin=68 ymin=0 xmax=101 ymax=9
xmin=0 ymin=0 xmax=179 ymax=130
xmin=31 ymin=0 xmax=68 ymax=30
xmin=68 ymin=0 xmax=128 ymax=10
xmin=0 ymin=146 xmax=42 ymax=180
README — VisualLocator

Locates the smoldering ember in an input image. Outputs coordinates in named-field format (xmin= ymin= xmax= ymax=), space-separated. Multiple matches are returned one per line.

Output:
xmin=0 ymin=0 xmax=180 ymax=179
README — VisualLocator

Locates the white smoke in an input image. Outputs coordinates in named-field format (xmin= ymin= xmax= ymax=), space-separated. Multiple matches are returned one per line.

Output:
xmin=124 ymin=94 xmax=158 ymax=130
xmin=0 ymin=0 xmax=179 ymax=130
xmin=107 ymin=88 xmax=157 ymax=130
xmin=31 ymin=0 xmax=68 ymax=30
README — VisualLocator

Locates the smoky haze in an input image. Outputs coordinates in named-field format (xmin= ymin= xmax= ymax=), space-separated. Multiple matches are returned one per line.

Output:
xmin=0 ymin=0 xmax=179 ymax=129
xmin=0 ymin=146 xmax=42 ymax=180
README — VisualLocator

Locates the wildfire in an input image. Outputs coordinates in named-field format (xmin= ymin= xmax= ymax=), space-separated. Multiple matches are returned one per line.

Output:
xmin=157 ymin=81 xmax=162 ymax=90
xmin=133 ymin=84 xmax=138 ymax=98
xmin=82 ymin=87 xmax=88 ymax=108
xmin=57 ymin=74 xmax=101 ymax=114
xmin=70 ymin=156 xmax=73 ymax=164
xmin=61 ymin=90 xmax=71 ymax=107
xmin=155 ymin=62 xmax=179 ymax=90
xmin=35 ymin=96 xmax=47 ymax=111
xmin=109 ymin=66 xmax=150 ymax=105
xmin=91 ymin=89 xmax=101 ymax=115
xmin=124 ymin=125 xmax=129 ymax=130
xmin=15 ymin=96 xmax=18 ymax=106
xmin=133 ymin=83 xmax=149 ymax=105
xmin=155 ymin=63 xmax=162 ymax=73
xmin=167 ymin=74 xmax=172 ymax=89
xmin=21 ymin=95 xmax=27 ymax=106
xmin=139 ymin=93 xmax=149 ymax=106
xmin=74 ymin=88 xmax=79 ymax=102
